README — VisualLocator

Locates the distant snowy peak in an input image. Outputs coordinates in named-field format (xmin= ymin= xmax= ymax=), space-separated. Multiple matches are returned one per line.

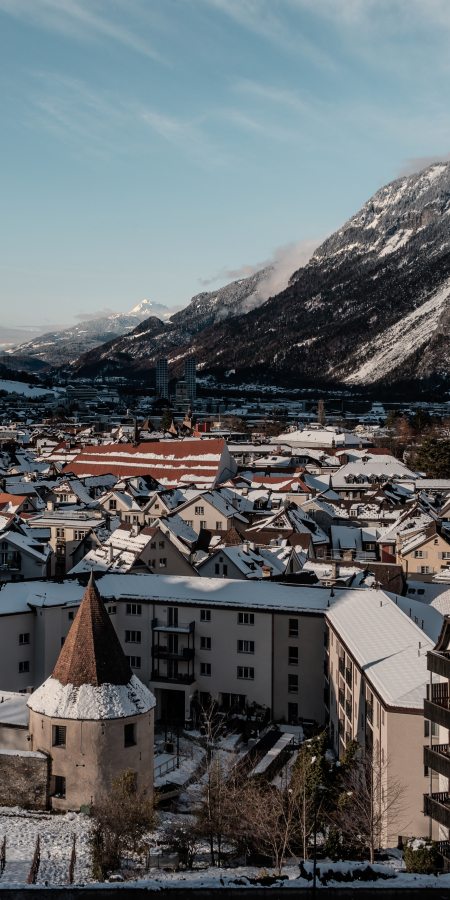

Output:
xmin=127 ymin=299 xmax=171 ymax=317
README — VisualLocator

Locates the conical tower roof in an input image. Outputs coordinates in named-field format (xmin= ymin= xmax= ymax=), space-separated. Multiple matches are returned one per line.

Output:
xmin=52 ymin=571 xmax=132 ymax=688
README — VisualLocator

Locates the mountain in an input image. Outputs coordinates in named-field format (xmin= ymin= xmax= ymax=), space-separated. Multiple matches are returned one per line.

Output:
xmin=6 ymin=268 xmax=272 ymax=368
xmin=72 ymin=160 xmax=450 ymax=388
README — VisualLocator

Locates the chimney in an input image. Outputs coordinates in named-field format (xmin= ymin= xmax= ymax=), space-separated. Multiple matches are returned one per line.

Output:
xmin=261 ymin=565 xmax=272 ymax=579
xmin=243 ymin=542 xmax=249 ymax=554
xmin=232 ymin=493 xmax=238 ymax=509
xmin=249 ymin=541 xmax=256 ymax=552
xmin=47 ymin=500 xmax=54 ymax=511
xmin=108 ymin=544 xmax=114 ymax=562
xmin=131 ymin=522 xmax=140 ymax=537
xmin=331 ymin=560 xmax=340 ymax=581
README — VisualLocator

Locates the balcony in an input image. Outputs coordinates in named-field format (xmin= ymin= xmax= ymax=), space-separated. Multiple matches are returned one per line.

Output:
xmin=425 ymin=683 xmax=450 ymax=730
xmin=152 ymin=646 xmax=195 ymax=661
xmin=366 ymin=702 xmax=374 ymax=726
xmin=345 ymin=699 xmax=352 ymax=721
xmin=151 ymin=618 xmax=195 ymax=634
xmin=150 ymin=670 xmax=196 ymax=685
xmin=339 ymin=688 xmax=345 ymax=711
xmin=424 ymin=792 xmax=450 ymax=829
xmin=339 ymin=657 xmax=345 ymax=677
xmin=428 ymin=650 xmax=450 ymax=680
xmin=424 ymin=744 xmax=450 ymax=778
xmin=345 ymin=668 xmax=352 ymax=690
xmin=323 ymin=660 xmax=329 ymax=679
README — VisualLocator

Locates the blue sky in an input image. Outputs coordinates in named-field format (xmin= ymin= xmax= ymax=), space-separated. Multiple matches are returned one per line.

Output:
xmin=2 ymin=0 xmax=450 ymax=338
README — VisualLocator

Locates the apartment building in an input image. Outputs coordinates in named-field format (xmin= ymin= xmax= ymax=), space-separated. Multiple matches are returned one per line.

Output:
xmin=326 ymin=591 xmax=441 ymax=842
xmin=28 ymin=509 xmax=106 ymax=577
xmin=396 ymin=522 xmax=450 ymax=582
xmin=0 ymin=575 xmax=335 ymax=725
xmin=424 ymin=616 xmax=450 ymax=852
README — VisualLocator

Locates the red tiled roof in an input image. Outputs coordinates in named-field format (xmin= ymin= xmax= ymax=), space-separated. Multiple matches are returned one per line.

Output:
xmin=63 ymin=439 xmax=226 ymax=482
xmin=52 ymin=573 xmax=132 ymax=688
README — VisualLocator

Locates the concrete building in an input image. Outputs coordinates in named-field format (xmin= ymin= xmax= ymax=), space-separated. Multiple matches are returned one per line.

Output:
xmin=184 ymin=358 xmax=196 ymax=405
xmin=156 ymin=359 xmax=168 ymax=400
xmin=27 ymin=573 xmax=156 ymax=811
xmin=424 ymin=616 xmax=450 ymax=858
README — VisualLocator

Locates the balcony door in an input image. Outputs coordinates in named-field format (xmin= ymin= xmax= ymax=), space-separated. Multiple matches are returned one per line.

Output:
xmin=168 ymin=634 xmax=178 ymax=655
xmin=168 ymin=660 xmax=179 ymax=679
xmin=167 ymin=606 xmax=178 ymax=627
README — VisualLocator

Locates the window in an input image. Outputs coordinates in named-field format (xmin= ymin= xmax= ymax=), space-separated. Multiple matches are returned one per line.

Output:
xmin=288 ymin=646 xmax=298 ymax=665
xmin=126 ymin=604 xmax=142 ymax=616
xmin=150 ymin=541 xmax=156 ymax=549
xmin=56 ymin=545 xmax=65 ymax=556
xmin=238 ymin=640 xmax=254 ymax=653
xmin=200 ymin=662 xmax=211 ymax=676
xmin=107 ymin=606 xmax=116 ymax=614
xmin=238 ymin=666 xmax=254 ymax=679
xmin=19 ymin=661 xmax=29 ymax=673
xmin=288 ymin=702 xmax=298 ymax=720
xmin=200 ymin=637 xmax=211 ymax=650
xmin=442 ymin=552 xmax=450 ymax=559
xmin=420 ymin=566 xmax=432 ymax=574
xmin=159 ymin=541 xmax=165 ymax=549
xmin=124 ymin=515 xmax=130 ymax=523
xmin=223 ymin=564 xmax=228 ymax=576
xmin=159 ymin=558 xmax=167 ymax=568
xmin=289 ymin=618 xmax=298 ymax=636
xmin=109 ymin=499 xmax=117 ymax=510
xmin=200 ymin=609 xmax=211 ymax=621
xmin=238 ymin=612 xmax=254 ymax=625
xmin=214 ymin=563 xmax=220 ymax=574
xmin=124 ymin=723 xmax=136 ymax=747
xmin=435 ymin=538 xmax=439 ymax=545
xmin=68 ymin=611 xmax=75 ymax=620
xmin=149 ymin=559 xmax=156 ymax=568
xmin=414 ymin=550 xmax=424 ymax=558
xmin=52 ymin=725 xmax=66 ymax=747
xmin=125 ymin=630 xmax=141 ymax=643
xmin=216 ymin=522 xmax=223 ymax=530
xmin=425 ymin=720 xmax=439 ymax=737
xmin=54 ymin=775 xmax=66 ymax=798
xmin=154 ymin=503 xmax=160 ymax=510
xmin=56 ymin=528 xmax=65 ymax=538
xmin=186 ymin=520 xmax=193 ymax=528
xmin=195 ymin=506 xmax=204 ymax=516
xmin=200 ymin=521 xmax=207 ymax=530
xmin=127 ymin=656 xmax=141 ymax=668
xmin=288 ymin=674 xmax=298 ymax=693
xmin=19 ymin=633 xmax=29 ymax=644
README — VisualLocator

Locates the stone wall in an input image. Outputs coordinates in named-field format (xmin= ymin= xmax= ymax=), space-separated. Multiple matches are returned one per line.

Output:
xmin=0 ymin=751 xmax=49 ymax=810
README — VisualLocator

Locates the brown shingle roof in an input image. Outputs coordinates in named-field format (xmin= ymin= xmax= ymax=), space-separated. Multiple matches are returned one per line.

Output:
xmin=52 ymin=572 xmax=132 ymax=688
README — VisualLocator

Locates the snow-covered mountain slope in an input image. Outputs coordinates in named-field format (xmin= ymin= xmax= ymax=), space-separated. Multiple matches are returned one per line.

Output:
xmin=74 ymin=160 xmax=450 ymax=386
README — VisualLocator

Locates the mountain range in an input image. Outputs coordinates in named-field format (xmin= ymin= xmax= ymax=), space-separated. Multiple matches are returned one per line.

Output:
xmin=9 ymin=161 xmax=450 ymax=387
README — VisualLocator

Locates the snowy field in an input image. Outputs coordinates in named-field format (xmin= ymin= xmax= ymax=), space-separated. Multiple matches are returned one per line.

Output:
xmin=0 ymin=380 xmax=59 ymax=397
xmin=0 ymin=806 xmax=91 ymax=885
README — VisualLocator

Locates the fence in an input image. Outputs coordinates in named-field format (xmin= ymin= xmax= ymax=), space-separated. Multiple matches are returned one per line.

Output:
xmin=26 ymin=835 xmax=40 ymax=885
xmin=66 ymin=834 xmax=76 ymax=885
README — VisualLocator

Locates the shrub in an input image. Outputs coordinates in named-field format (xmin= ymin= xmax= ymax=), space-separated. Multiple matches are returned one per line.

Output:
xmin=404 ymin=838 xmax=440 ymax=874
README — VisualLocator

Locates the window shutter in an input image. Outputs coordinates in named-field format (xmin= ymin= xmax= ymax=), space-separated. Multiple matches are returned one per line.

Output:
xmin=429 ymin=567 xmax=434 ymax=573
xmin=422 ymin=551 xmax=428 ymax=559
xmin=417 ymin=565 xmax=422 ymax=572
xmin=438 ymin=552 xmax=443 ymax=559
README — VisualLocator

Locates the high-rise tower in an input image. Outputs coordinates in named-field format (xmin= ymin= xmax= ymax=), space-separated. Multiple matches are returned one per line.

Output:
xmin=184 ymin=357 xmax=196 ymax=405
xmin=156 ymin=358 xmax=168 ymax=400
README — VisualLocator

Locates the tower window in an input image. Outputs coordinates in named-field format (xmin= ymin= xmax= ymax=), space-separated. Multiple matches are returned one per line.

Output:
xmin=124 ymin=723 xmax=137 ymax=747
xmin=52 ymin=725 xmax=66 ymax=747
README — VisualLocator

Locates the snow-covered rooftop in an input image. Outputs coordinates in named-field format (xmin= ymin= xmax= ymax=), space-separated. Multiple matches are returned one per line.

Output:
xmin=27 ymin=673 xmax=155 ymax=720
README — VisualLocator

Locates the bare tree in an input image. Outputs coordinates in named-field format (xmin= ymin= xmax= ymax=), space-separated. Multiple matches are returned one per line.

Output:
xmin=334 ymin=746 xmax=407 ymax=864
xmin=161 ymin=816 xmax=201 ymax=870
xmin=89 ymin=769 xmax=157 ymax=881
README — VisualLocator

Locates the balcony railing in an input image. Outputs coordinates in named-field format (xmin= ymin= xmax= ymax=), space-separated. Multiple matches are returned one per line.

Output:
xmin=345 ymin=699 xmax=352 ymax=721
xmin=345 ymin=668 xmax=352 ymax=689
xmin=152 ymin=646 xmax=195 ymax=661
xmin=150 ymin=670 xmax=196 ymax=685
xmin=427 ymin=683 xmax=450 ymax=708
xmin=424 ymin=792 xmax=450 ymax=829
xmin=366 ymin=702 xmax=374 ymax=725
xmin=424 ymin=744 xmax=450 ymax=777
xmin=338 ymin=657 xmax=345 ymax=677
xmin=339 ymin=689 xmax=345 ymax=710
xmin=151 ymin=618 xmax=195 ymax=634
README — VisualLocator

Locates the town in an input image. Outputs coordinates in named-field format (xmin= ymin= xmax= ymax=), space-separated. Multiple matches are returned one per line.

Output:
xmin=0 ymin=358 xmax=449 ymax=886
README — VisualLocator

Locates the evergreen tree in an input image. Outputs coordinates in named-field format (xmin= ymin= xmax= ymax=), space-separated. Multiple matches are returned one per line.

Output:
xmin=160 ymin=406 xmax=173 ymax=432
xmin=414 ymin=438 xmax=450 ymax=478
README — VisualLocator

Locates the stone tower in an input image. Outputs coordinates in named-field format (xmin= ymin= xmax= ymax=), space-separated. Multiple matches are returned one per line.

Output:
xmin=27 ymin=573 xmax=155 ymax=811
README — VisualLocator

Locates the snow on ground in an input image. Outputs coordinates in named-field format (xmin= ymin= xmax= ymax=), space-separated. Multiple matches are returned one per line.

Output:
xmin=153 ymin=737 xmax=205 ymax=788
xmin=0 ymin=807 xmax=91 ymax=885
xmin=0 ymin=381 xmax=59 ymax=397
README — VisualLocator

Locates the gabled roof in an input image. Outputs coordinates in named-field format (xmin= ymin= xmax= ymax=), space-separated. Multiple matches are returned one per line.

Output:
xmin=52 ymin=573 xmax=132 ymax=688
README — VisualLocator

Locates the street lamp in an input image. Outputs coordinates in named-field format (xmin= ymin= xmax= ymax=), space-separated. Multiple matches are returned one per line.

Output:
xmin=313 ymin=784 xmax=328 ymax=896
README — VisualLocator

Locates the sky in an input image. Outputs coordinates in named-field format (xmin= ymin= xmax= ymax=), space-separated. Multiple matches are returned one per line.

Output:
xmin=2 ymin=0 xmax=450 ymax=343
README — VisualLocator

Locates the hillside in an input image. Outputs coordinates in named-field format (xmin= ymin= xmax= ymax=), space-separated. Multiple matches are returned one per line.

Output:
xmin=71 ymin=161 xmax=450 ymax=387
